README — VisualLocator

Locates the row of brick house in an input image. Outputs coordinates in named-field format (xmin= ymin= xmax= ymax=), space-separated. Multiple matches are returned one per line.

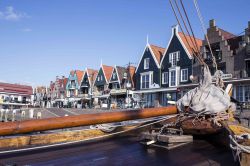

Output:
xmin=46 ymin=19 xmax=250 ymax=109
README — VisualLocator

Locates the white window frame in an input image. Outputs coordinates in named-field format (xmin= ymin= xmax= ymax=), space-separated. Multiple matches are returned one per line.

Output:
xmin=181 ymin=68 xmax=188 ymax=82
xmin=140 ymin=71 xmax=153 ymax=89
xmin=144 ymin=58 xmax=150 ymax=69
xmin=169 ymin=51 xmax=180 ymax=67
xmin=169 ymin=67 xmax=180 ymax=87
xmin=162 ymin=72 xmax=168 ymax=84
xmin=112 ymin=73 xmax=116 ymax=80
xmin=169 ymin=70 xmax=176 ymax=87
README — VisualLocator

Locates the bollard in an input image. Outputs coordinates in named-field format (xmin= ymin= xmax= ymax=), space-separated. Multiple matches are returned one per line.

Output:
xmin=21 ymin=110 xmax=26 ymax=120
xmin=4 ymin=109 xmax=9 ymax=122
xmin=12 ymin=109 xmax=17 ymax=122
xmin=37 ymin=112 xmax=42 ymax=119
xmin=29 ymin=109 xmax=34 ymax=119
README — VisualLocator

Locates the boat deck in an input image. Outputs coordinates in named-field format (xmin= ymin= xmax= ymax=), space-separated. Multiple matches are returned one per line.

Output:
xmin=0 ymin=136 xmax=236 ymax=166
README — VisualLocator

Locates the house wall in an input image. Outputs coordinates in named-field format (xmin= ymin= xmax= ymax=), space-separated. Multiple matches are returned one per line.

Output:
xmin=66 ymin=72 xmax=79 ymax=97
xmin=135 ymin=46 xmax=160 ymax=90
xmin=94 ymin=67 xmax=108 ymax=90
xmin=110 ymin=69 xmax=118 ymax=82
xmin=234 ymin=22 xmax=250 ymax=77
xmin=161 ymin=34 xmax=193 ymax=88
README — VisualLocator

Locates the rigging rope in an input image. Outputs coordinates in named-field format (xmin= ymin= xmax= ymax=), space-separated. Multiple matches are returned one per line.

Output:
xmin=179 ymin=0 xmax=203 ymax=59
xmin=169 ymin=0 xmax=204 ymax=65
xmin=173 ymin=0 xmax=199 ymax=55
xmin=193 ymin=0 xmax=218 ymax=71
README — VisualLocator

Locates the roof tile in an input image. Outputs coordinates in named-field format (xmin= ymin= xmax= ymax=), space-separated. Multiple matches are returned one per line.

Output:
xmin=150 ymin=44 xmax=165 ymax=65
xmin=102 ymin=65 xmax=114 ymax=82
xmin=178 ymin=32 xmax=202 ymax=55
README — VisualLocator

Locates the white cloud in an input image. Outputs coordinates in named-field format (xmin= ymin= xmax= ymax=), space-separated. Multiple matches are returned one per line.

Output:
xmin=21 ymin=28 xmax=32 ymax=32
xmin=0 ymin=6 xmax=29 ymax=21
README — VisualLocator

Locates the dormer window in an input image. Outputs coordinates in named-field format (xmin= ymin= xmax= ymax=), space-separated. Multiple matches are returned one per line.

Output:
xmin=169 ymin=51 xmax=180 ymax=67
xmin=144 ymin=58 xmax=150 ymax=69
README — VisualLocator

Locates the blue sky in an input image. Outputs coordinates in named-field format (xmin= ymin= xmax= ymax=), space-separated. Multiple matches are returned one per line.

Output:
xmin=0 ymin=0 xmax=249 ymax=87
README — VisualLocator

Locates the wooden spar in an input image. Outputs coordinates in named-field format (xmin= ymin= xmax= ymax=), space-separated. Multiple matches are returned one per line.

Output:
xmin=0 ymin=106 xmax=177 ymax=136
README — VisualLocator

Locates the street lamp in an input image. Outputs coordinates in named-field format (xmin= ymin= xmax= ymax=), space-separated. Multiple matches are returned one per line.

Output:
xmin=88 ymin=74 xmax=94 ymax=109
xmin=124 ymin=72 xmax=132 ymax=108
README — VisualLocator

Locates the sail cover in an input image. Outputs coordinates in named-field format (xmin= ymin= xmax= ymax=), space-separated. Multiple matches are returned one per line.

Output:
xmin=177 ymin=65 xmax=231 ymax=114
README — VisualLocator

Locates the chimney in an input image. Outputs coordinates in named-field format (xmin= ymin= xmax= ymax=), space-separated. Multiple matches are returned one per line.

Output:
xmin=245 ymin=21 xmax=250 ymax=44
xmin=209 ymin=19 xmax=215 ymax=28
xmin=172 ymin=24 xmax=178 ymax=35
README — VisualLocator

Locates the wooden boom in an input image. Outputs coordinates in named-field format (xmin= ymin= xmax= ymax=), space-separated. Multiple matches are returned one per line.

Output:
xmin=0 ymin=106 xmax=177 ymax=136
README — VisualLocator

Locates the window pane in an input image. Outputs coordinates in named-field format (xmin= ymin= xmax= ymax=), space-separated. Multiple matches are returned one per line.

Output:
xmin=146 ymin=75 xmax=149 ymax=82
xmin=170 ymin=71 xmax=176 ymax=86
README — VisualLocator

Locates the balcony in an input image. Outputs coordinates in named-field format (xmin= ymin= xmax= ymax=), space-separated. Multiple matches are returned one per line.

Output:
xmin=110 ymin=89 xmax=126 ymax=95
xmin=78 ymin=93 xmax=89 ymax=98
xmin=93 ymin=89 xmax=110 ymax=97
xmin=68 ymin=84 xmax=76 ymax=89
xmin=81 ymin=83 xmax=89 ymax=87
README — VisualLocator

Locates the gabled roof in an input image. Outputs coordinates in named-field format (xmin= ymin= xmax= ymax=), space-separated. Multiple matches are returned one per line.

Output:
xmin=128 ymin=66 xmax=136 ymax=87
xmin=86 ymin=68 xmax=98 ymax=85
xmin=75 ymin=70 xmax=84 ymax=85
xmin=150 ymin=44 xmax=165 ymax=65
xmin=227 ymin=35 xmax=244 ymax=52
xmin=161 ymin=25 xmax=202 ymax=66
xmin=63 ymin=78 xmax=68 ymax=88
xmin=178 ymin=32 xmax=202 ymax=55
xmin=219 ymin=28 xmax=236 ymax=40
xmin=135 ymin=43 xmax=164 ymax=73
xmin=115 ymin=66 xmax=127 ymax=83
xmin=109 ymin=65 xmax=136 ymax=88
xmin=102 ymin=65 xmax=114 ymax=82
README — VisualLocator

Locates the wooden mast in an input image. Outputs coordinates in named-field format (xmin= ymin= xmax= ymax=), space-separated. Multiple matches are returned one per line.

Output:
xmin=0 ymin=106 xmax=177 ymax=136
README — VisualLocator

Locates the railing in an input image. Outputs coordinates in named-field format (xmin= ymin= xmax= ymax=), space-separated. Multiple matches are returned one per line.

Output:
xmin=110 ymin=89 xmax=126 ymax=93
xmin=69 ymin=85 xmax=76 ymax=89
xmin=78 ymin=94 xmax=89 ymax=98
xmin=81 ymin=83 xmax=88 ymax=87
xmin=93 ymin=90 xmax=110 ymax=96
